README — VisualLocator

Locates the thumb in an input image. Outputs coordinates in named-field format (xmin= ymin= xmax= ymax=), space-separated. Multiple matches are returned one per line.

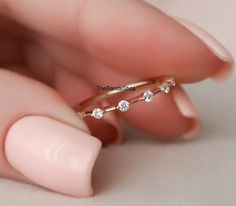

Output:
xmin=0 ymin=69 xmax=101 ymax=197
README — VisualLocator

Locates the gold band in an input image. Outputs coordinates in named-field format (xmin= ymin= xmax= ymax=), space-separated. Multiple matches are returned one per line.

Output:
xmin=74 ymin=76 xmax=176 ymax=119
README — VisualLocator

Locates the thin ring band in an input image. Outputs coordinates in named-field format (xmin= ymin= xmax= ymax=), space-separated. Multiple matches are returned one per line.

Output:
xmin=74 ymin=76 xmax=176 ymax=120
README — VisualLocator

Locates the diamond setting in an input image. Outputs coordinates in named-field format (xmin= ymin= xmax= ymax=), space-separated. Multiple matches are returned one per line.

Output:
xmin=117 ymin=100 xmax=130 ymax=112
xmin=91 ymin=108 xmax=104 ymax=119
xmin=143 ymin=90 xmax=154 ymax=102
xmin=160 ymin=83 xmax=171 ymax=93
xmin=169 ymin=77 xmax=176 ymax=86
xmin=77 ymin=76 xmax=176 ymax=120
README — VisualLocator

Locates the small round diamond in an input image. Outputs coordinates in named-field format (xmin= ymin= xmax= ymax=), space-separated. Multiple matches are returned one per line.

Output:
xmin=169 ymin=77 xmax=176 ymax=86
xmin=143 ymin=90 xmax=154 ymax=102
xmin=91 ymin=108 xmax=104 ymax=119
xmin=161 ymin=83 xmax=171 ymax=93
xmin=117 ymin=100 xmax=130 ymax=112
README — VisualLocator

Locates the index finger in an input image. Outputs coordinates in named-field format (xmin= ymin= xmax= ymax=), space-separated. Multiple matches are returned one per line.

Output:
xmin=2 ymin=0 xmax=233 ymax=82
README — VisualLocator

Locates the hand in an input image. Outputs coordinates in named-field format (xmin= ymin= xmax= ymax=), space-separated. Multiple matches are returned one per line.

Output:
xmin=0 ymin=0 xmax=233 ymax=197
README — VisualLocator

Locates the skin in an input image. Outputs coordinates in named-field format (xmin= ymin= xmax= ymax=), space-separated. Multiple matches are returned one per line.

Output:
xmin=0 ymin=0 xmax=233 ymax=196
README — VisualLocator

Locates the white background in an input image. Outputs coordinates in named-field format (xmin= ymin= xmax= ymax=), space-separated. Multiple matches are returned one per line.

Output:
xmin=1 ymin=0 xmax=236 ymax=205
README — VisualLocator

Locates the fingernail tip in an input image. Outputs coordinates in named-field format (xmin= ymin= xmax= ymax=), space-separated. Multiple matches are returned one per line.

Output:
xmin=182 ymin=118 xmax=201 ymax=139
xmin=5 ymin=116 xmax=103 ymax=198
xmin=59 ymin=137 xmax=102 ymax=198
xmin=212 ymin=60 xmax=234 ymax=82
xmin=87 ymin=138 xmax=102 ymax=194
xmin=176 ymin=17 xmax=234 ymax=82
xmin=172 ymin=88 xmax=201 ymax=140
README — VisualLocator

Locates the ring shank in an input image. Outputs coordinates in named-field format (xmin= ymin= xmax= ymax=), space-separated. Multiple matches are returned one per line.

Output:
xmin=74 ymin=75 xmax=176 ymax=118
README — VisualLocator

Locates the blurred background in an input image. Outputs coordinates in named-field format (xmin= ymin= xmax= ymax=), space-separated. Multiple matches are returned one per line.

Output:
xmin=1 ymin=0 xmax=236 ymax=205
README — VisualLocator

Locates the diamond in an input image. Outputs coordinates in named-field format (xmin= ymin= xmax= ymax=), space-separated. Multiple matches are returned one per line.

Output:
xmin=169 ymin=77 xmax=176 ymax=86
xmin=91 ymin=108 xmax=104 ymax=119
xmin=160 ymin=83 xmax=171 ymax=93
xmin=143 ymin=90 xmax=154 ymax=102
xmin=117 ymin=100 xmax=130 ymax=112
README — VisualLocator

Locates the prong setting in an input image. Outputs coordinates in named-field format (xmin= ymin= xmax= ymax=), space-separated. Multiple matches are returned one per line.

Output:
xmin=143 ymin=90 xmax=154 ymax=102
xmin=160 ymin=82 xmax=171 ymax=93
xmin=91 ymin=108 xmax=104 ymax=119
xmin=117 ymin=100 xmax=130 ymax=112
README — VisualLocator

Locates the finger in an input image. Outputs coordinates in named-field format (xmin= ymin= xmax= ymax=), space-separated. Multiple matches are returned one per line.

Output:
xmin=0 ymin=36 xmax=23 ymax=65
xmin=122 ymin=86 xmax=200 ymax=140
xmin=27 ymin=37 xmax=199 ymax=141
xmin=0 ymin=15 xmax=32 ymax=65
xmin=85 ymin=63 xmax=200 ymax=140
xmin=34 ymin=38 xmax=199 ymax=140
xmin=3 ymin=0 xmax=233 ymax=83
xmin=54 ymin=69 xmax=123 ymax=146
xmin=0 ymin=14 xmax=32 ymax=39
xmin=25 ymin=42 xmax=123 ymax=146
xmin=0 ymin=69 xmax=101 ymax=197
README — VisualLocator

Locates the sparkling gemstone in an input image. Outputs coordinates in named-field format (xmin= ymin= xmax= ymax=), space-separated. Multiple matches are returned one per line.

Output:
xmin=117 ymin=100 xmax=130 ymax=112
xmin=91 ymin=108 xmax=104 ymax=119
xmin=169 ymin=77 xmax=176 ymax=86
xmin=143 ymin=90 xmax=154 ymax=102
xmin=161 ymin=83 xmax=171 ymax=93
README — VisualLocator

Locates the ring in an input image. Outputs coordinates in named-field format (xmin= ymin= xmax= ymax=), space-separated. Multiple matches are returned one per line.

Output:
xmin=74 ymin=75 xmax=176 ymax=120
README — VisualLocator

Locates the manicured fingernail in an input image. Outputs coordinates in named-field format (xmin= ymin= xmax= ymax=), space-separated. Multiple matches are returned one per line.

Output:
xmin=5 ymin=116 xmax=101 ymax=197
xmin=173 ymin=89 xmax=201 ymax=139
xmin=176 ymin=18 xmax=234 ymax=81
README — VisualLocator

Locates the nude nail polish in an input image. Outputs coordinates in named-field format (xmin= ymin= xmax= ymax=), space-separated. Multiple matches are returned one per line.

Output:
xmin=176 ymin=18 xmax=234 ymax=81
xmin=5 ymin=116 xmax=102 ymax=197
xmin=172 ymin=88 xmax=201 ymax=139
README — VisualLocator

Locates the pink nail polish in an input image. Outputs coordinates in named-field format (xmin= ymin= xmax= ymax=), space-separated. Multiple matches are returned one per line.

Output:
xmin=176 ymin=18 xmax=234 ymax=81
xmin=5 ymin=116 xmax=101 ymax=197
xmin=172 ymin=89 xmax=201 ymax=139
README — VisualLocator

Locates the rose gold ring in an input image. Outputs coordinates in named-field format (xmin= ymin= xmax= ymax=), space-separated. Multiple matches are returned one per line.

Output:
xmin=74 ymin=76 xmax=176 ymax=120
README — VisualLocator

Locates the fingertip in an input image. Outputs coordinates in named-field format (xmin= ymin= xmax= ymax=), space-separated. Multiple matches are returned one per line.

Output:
xmin=172 ymin=87 xmax=201 ymax=139
xmin=5 ymin=115 xmax=102 ymax=197
xmin=175 ymin=17 xmax=234 ymax=82
xmin=211 ymin=61 xmax=234 ymax=82
xmin=119 ymin=86 xmax=200 ymax=140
